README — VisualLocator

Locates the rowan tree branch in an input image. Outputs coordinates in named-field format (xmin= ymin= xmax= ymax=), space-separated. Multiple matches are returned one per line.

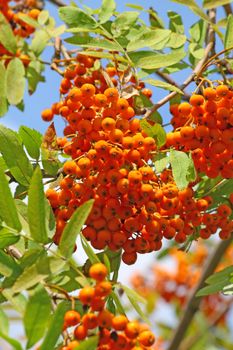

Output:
xmin=155 ymin=71 xmax=191 ymax=101
xmin=223 ymin=4 xmax=232 ymax=16
xmin=47 ymin=0 xmax=66 ymax=7
xmin=145 ymin=8 xmax=216 ymax=118
xmin=167 ymin=236 xmax=233 ymax=350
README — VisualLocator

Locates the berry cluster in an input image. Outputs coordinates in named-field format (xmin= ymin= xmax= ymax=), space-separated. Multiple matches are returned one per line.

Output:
xmin=167 ymin=86 xmax=233 ymax=179
xmin=60 ymin=263 xmax=156 ymax=350
xmin=131 ymin=244 xmax=233 ymax=324
xmin=0 ymin=0 xmax=40 ymax=65
xmin=44 ymin=56 xmax=233 ymax=264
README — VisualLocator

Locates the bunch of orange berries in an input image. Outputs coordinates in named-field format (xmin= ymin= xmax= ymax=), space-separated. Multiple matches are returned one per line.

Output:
xmin=0 ymin=0 xmax=40 ymax=64
xmin=59 ymin=263 xmax=156 ymax=350
xmin=44 ymin=55 xmax=233 ymax=264
xmin=131 ymin=244 xmax=233 ymax=324
xmin=167 ymin=85 xmax=233 ymax=179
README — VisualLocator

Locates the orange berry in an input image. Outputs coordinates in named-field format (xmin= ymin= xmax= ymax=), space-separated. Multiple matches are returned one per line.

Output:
xmin=79 ymin=286 xmax=95 ymax=305
xmin=64 ymin=310 xmax=81 ymax=327
xmin=41 ymin=108 xmax=54 ymax=122
xmin=138 ymin=330 xmax=156 ymax=347
xmin=89 ymin=263 xmax=108 ymax=281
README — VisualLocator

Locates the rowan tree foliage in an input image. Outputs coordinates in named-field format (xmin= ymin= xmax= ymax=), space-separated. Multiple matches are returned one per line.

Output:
xmin=0 ymin=0 xmax=233 ymax=349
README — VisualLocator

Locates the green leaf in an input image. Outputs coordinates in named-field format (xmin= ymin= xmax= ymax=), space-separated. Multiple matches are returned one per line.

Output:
xmin=0 ymin=167 xmax=22 ymax=231
xmin=40 ymin=301 xmax=71 ymax=350
xmin=223 ymin=283 xmax=233 ymax=295
xmin=2 ymin=289 xmax=26 ymax=314
xmin=28 ymin=167 xmax=48 ymax=244
xmin=0 ymin=125 xmax=33 ymax=186
xmin=154 ymin=153 xmax=170 ymax=173
xmin=127 ymin=29 xmax=171 ymax=51
xmin=75 ymin=336 xmax=99 ymax=350
xmin=130 ymin=50 xmax=186 ymax=69
xmin=65 ymin=35 xmax=122 ymax=51
xmin=0 ymin=62 xmax=8 ymax=117
xmin=149 ymin=8 xmax=164 ymax=28
xmin=0 ymin=306 xmax=9 ymax=334
xmin=13 ymin=256 xmax=67 ymax=293
xmin=6 ymin=58 xmax=25 ymax=105
xmin=168 ymin=11 xmax=184 ymax=34
xmin=27 ymin=61 xmax=45 ymax=95
xmin=166 ymin=32 xmax=186 ymax=48
xmin=189 ymin=20 xmax=207 ymax=45
xmin=0 ymin=12 xmax=17 ymax=53
xmin=81 ymin=234 xmax=101 ymax=264
xmin=38 ymin=10 xmax=50 ymax=25
xmin=59 ymin=6 xmax=97 ymax=29
xmin=121 ymin=284 xmax=150 ymax=324
xmin=19 ymin=126 xmax=42 ymax=160
xmin=224 ymin=14 xmax=233 ymax=49
xmin=140 ymin=120 xmax=166 ymax=148
xmin=0 ymin=331 xmax=23 ymax=350
xmin=170 ymin=0 xmax=222 ymax=38
xmin=0 ymin=228 xmax=20 ymax=248
xmin=206 ymin=266 xmax=233 ymax=285
xmin=126 ymin=4 xmax=144 ymax=10
xmin=111 ymin=11 xmax=139 ymax=36
xmin=144 ymin=78 xmax=183 ymax=94
xmin=18 ymin=14 xmax=40 ymax=29
xmin=203 ymin=0 xmax=233 ymax=9
xmin=170 ymin=149 xmax=193 ymax=190
xmin=99 ymin=0 xmax=115 ymax=23
xmin=59 ymin=199 xmax=94 ymax=259
xmin=152 ymin=124 xmax=167 ymax=148
xmin=31 ymin=30 xmax=50 ymax=56
xmin=196 ymin=284 xmax=224 ymax=297
xmin=0 ymin=250 xmax=19 ymax=277
xmin=24 ymin=286 xmax=51 ymax=349
xmin=41 ymin=148 xmax=62 ymax=177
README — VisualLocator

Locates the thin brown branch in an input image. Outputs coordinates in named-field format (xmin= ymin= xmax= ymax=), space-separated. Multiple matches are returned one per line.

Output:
xmin=6 ymin=246 xmax=22 ymax=259
xmin=47 ymin=0 xmax=66 ymax=7
xmin=145 ymin=41 xmax=214 ymax=117
xmin=155 ymin=71 xmax=191 ymax=101
xmin=206 ymin=8 xmax=216 ymax=57
xmin=167 ymin=236 xmax=233 ymax=350
xmin=145 ymin=7 xmax=216 ymax=118
xmin=223 ymin=4 xmax=232 ymax=16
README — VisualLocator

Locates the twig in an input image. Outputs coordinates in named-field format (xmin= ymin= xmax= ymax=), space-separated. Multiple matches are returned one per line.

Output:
xmin=47 ymin=0 xmax=66 ymax=7
xmin=206 ymin=8 xmax=216 ymax=57
xmin=6 ymin=246 xmax=22 ymax=259
xmin=145 ymin=6 xmax=216 ymax=118
xmin=223 ymin=4 xmax=232 ymax=16
xmin=145 ymin=40 xmax=214 ymax=117
xmin=155 ymin=71 xmax=191 ymax=101
xmin=167 ymin=236 xmax=233 ymax=350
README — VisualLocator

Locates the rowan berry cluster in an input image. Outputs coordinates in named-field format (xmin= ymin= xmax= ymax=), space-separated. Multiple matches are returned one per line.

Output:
xmin=60 ymin=263 xmax=156 ymax=350
xmin=0 ymin=0 xmax=40 ymax=65
xmin=131 ymin=244 xmax=233 ymax=324
xmin=44 ymin=55 xmax=233 ymax=264
xmin=167 ymin=85 xmax=233 ymax=179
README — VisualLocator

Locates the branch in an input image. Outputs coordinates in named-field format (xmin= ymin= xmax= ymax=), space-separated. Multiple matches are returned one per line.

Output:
xmin=180 ymin=297 xmax=233 ymax=350
xmin=155 ymin=71 xmax=191 ymax=101
xmin=167 ymin=236 xmax=233 ymax=350
xmin=223 ymin=4 xmax=232 ymax=16
xmin=47 ymin=0 xmax=66 ymax=6
xmin=6 ymin=246 xmax=22 ymax=259
xmin=145 ymin=9 xmax=216 ymax=117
